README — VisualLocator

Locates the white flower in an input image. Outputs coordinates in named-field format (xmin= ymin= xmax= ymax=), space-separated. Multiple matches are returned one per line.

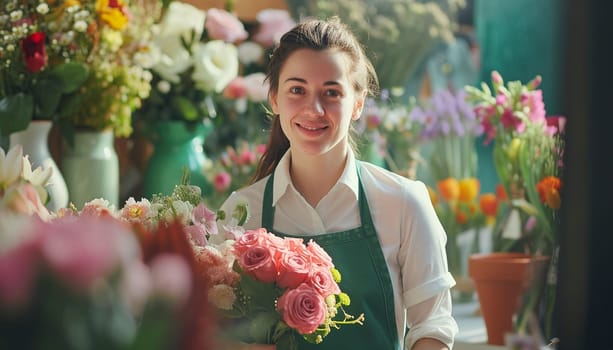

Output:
xmin=0 ymin=145 xmax=23 ymax=191
xmin=150 ymin=1 xmax=206 ymax=83
xmin=21 ymin=155 xmax=52 ymax=204
xmin=237 ymin=41 xmax=264 ymax=65
xmin=191 ymin=40 xmax=239 ymax=93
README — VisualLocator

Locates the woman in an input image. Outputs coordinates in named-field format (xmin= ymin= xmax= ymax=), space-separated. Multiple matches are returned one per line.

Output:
xmin=221 ymin=17 xmax=458 ymax=350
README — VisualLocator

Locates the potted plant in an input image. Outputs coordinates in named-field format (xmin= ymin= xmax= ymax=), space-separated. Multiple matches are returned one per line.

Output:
xmin=464 ymin=71 xmax=565 ymax=345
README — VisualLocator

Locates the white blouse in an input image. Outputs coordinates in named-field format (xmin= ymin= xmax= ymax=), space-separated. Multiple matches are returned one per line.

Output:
xmin=220 ymin=150 xmax=459 ymax=349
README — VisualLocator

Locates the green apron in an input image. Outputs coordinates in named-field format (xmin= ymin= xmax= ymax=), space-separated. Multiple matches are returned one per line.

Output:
xmin=262 ymin=163 xmax=400 ymax=349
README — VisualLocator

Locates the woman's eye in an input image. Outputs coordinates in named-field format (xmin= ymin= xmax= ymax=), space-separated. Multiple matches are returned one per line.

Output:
xmin=289 ymin=86 xmax=304 ymax=94
xmin=325 ymin=89 xmax=342 ymax=98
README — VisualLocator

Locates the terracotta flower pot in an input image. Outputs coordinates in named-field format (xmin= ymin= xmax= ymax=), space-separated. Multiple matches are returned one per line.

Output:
xmin=468 ymin=252 xmax=549 ymax=345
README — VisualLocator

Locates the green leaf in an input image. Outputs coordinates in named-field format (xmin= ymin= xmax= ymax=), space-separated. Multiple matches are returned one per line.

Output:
xmin=33 ymin=77 xmax=63 ymax=119
xmin=276 ymin=331 xmax=298 ymax=350
xmin=248 ymin=311 xmax=280 ymax=343
xmin=239 ymin=274 xmax=279 ymax=312
xmin=171 ymin=96 xmax=198 ymax=121
xmin=0 ymin=93 xmax=33 ymax=135
xmin=49 ymin=62 xmax=89 ymax=93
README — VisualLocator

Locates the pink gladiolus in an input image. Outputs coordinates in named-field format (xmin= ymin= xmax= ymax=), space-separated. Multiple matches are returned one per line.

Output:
xmin=491 ymin=71 xmax=503 ymax=85
xmin=277 ymin=283 xmax=327 ymax=335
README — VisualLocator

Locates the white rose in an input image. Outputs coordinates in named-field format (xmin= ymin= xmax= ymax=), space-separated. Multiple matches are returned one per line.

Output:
xmin=191 ymin=40 xmax=239 ymax=93
xmin=151 ymin=1 xmax=206 ymax=82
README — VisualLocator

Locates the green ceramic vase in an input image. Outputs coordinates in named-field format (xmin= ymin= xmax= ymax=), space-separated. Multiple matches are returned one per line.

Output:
xmin=61 ymin=129 xmax=119 ymax=209
xmin=142 ymin=121 xmax=212 ymax=198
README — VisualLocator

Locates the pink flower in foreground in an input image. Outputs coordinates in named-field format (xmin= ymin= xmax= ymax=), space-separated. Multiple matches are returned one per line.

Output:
xmin=277 ymin=283 xmax=327 ymax=335
xmin=233 ymin=228 xmax=269 ymax=255
xmin=306 ymin=240 xmax=334 ymax=269
xmin=40 ymin=216 xmax=133 ymax=290
xmin=0 ymin=229 xmax=41 ymax=306
xmin=149 ymin=253 xmax=193 ymax=306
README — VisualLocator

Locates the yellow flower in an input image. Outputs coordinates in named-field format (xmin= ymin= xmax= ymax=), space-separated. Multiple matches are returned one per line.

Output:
xmin=96 ymin=0 xmax=128 ymax=30
xmin=506 ymin=137 xmax=523 ymax=161
xmin=458 ymin=177 xmax=480 ymax=203
xmin=437 ymin=177 xmax=460 ymax=202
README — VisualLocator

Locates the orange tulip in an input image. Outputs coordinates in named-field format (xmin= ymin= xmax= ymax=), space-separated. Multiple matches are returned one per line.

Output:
xmin=437 ymin=178 xmax=460 ymax=202
xmin=458 ymin=178 xmax=480 ymax=202
xmin=479 ymin=193 xmax=499 ymax=216
xmin=536 ymin=176 xmax=562 ymax=209
xmin=495 ymin=183 xmax=508 ymax=202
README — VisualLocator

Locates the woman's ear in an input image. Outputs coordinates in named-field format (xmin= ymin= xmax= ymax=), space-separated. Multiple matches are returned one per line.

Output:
xmin=269 ymin=92 xmax=279 ymax=115
xmin=352 ymin=90 xmax=368 ymax=121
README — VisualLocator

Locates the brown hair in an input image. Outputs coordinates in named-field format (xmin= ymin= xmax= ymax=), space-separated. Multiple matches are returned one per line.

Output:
xmin=251 ymin=16 xmax=379 ymax=183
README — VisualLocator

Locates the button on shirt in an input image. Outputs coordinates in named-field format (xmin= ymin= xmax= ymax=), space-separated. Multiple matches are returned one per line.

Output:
xmin=220 ymin=150 xmax=459 ymax=349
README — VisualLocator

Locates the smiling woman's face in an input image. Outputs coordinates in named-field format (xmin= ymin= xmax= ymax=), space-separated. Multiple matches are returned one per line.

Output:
xmin=269 ymin=48 xmax=365 ymax=160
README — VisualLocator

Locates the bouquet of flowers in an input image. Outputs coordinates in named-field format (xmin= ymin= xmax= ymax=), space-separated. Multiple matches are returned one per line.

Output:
xmin=0 ymin=0 xmax=90 ymax=136
xmin=206 ymin=228 xmax=365 ymax=349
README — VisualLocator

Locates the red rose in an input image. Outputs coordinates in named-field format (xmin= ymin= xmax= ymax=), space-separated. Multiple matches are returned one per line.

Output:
xmin=21 ymin=32 xmax=47 ymax=73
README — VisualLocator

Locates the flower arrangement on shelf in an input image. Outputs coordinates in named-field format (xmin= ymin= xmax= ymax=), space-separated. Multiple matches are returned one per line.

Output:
xmin=357 ymin=88 xmax=424 ymax=179
xmin=0 ymin=0 xmax=90 ymax=136
xmin=203 ymin=140 xmax=266 ymax=209
xmin=427 ymin=177 xmax=503 ymax=278
xmin=409 ymin=88 xmax=483 ymax=184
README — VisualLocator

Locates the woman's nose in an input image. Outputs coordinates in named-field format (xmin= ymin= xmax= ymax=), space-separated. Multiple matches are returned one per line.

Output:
xmin=306 ymin=96 xmax=325 ymax=116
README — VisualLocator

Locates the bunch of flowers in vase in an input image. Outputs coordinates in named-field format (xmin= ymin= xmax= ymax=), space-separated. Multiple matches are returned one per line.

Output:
xmin=465 ymin=71 xmax=565 ymax=342
xmin=427 ymin=176 xmax=503 ymax=298
xmin=0 ymin=0 xmax=91 ymax=136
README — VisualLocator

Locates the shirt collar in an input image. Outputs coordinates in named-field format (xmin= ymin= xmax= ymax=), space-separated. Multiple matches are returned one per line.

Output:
xmin=272 ymin=149 xmax=360 ymax=206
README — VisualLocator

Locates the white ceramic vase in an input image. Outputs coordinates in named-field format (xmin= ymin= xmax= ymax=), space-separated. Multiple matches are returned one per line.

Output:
xmin=9 ymin=120 xmax=69 ymax=212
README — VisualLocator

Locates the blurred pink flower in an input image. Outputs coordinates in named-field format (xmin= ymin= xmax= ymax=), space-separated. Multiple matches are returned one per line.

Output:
xmin=205 ymin=8 xmax=248 ymax=43
xmin=0 ymin=227 xmax=41 ymax=306
xmin=149 ymin=253 xmax=193 ymax=306
xmin=223 ymin=77 xmax=247 ymax=99
xmin=253 ymin=9 xmax=295 ymax=47
xmin=213 ymin=171 xmax=232 ymax=193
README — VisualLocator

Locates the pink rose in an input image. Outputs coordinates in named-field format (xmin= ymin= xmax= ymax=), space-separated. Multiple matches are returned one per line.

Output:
xmin=243 ymin=72 xmax=269 ymax=102
xmin=277 ymin=283 xmax=327 ymax=335
xmin=233 ymin=228 xmax=269 ymax=255
xmin=239 ymin=246 xmax=277 ymax=283
xmin=307 ymin=267 xmax=341 ymax=297
xmin=276 ymin=252 xmax=310 ymax=289
xmin=253 ymin=9 xmax=295 ymax=47
xmin=205 ymin=8 xmax=248 ymax=43
xmin=306 ymin=240 xmax=334 ymax=269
